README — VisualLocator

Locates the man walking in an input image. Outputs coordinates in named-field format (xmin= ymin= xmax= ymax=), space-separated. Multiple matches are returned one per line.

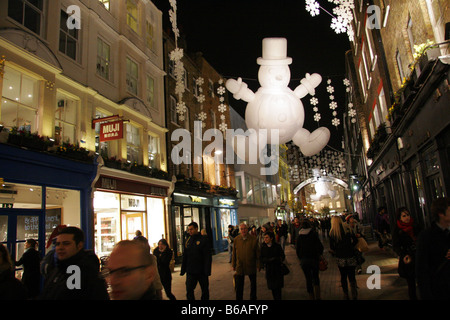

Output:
xmin=180 ymin=222 xmax=212 ymax=300
xmin=416 ymin=197 xmax=450 ymax=300
xmin=232 ymin=223 xmax=260 ymax=300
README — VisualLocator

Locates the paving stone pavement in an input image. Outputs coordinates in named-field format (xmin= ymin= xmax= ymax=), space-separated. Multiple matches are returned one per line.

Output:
xmin=166 ymin=234 xmax=411 ymax=301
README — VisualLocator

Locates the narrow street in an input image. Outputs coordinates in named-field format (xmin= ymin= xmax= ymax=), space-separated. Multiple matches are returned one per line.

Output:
xmin=168 ymin=234 xmax=409 ymax=300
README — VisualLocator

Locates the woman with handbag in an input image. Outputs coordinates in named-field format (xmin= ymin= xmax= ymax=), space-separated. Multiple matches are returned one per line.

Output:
xmin=296 ymin=219 xmax=324 ymax=300
xmin=345 ymin=214 xmax=367 ymax=273
xmin=392 ymin=207 xmax=421 ymax=300
xmin=260 ymin=231 xmax=285 ymax=300
xmin=329 ymin=216 xmax=359 ymax=300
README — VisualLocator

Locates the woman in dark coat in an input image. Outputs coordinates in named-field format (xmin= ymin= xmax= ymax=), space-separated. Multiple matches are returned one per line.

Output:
xmin=296 ymin=219 xmax=324 ymax=299
xmin=152 ymin=239 xmax=176 ymax=300
xmin=392 ymin=207 xmax=421 ymax=300
xmin=260 ymin=231 xmax=285 ymax=300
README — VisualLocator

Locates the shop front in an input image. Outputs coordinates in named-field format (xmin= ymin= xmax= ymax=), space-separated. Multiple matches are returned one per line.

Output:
xmin=171 ymin=190 xmax=214 ymax=263
xmin=212 ymin=196 xmax=238 ymax=253
xmin=0 ymin=143 xmax=98 ymax=279
xmin=93 ymin=167 xmax=172 ymax=258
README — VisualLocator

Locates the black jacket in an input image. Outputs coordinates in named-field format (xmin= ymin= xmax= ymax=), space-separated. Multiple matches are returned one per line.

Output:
xmin=153 ymin=247 xmax=173 ymax=282
xmin=0 ymin=269 xmax=27 ymax=300
xmin=181 ymin=233 xmax=212 ymax=276
xmin=260 ymin=242 xmax=285 ymax=290
xmin=415 ymin=222 xmax=450 ymax=300
xmin=329 ymin=226 xmax=358 ymax=259
xmin=15 ymin=247 xmax=41 ymax=298
xmin=296 ymin=228 xmax=324 ymax=261
xmin=392 ymin=223 xmax=421 ymax=278
xmin=39 ymin=249 xmax=109 ymax=300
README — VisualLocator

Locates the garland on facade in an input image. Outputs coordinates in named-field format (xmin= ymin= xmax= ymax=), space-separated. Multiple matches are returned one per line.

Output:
xmin=216 ymin=79 xmax=228 ymax=133
xmin=195 ymin=77 xmax=208 ymax=128
xmin=305 ymin=0 xmax=355 ymax=42
xmin=168 ymin=0 xmax=187 ymax=122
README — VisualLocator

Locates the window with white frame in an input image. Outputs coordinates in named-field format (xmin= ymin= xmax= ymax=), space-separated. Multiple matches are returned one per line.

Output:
xmin=184 ymin=107 xmax=190 ymax=131
xmin=8 ymin=0 xmax=44 ymax=36
xmin=59 ymin=9 xmax=79 ymax=61
xmin=146 ymin=19 xmax=155 ymax=51
xmin=208 ymin=79 xmax=214 ymax=97
xmin=126 ymin=123 xmax=141 ymax=164
xmin=55 ymin=92 xmax=77 ymax=145
xmin=365 ymin=22 xmax=377 ymax=70
xmin=183 ymin=68 xmax=189 ymax=91
xmin=396 ymin=50 xmax=405 ymax=84
xmin=148 ymin=134 xmax=160 ymax=168
xmin=210 ymin=109 xmax=216 ymax=129
xmin=406 ymin=17 xmax=415 ymax=57
xmin=170 ymin=95 xmax=178 ymax=125
xmin=358 ymin=61 xmax=367 ymax=100
xmin=1 ymin=66 xmax=39 ymax=132
xmin=94 ymin=109 xmax=110 ymax=158
xmin=126 ymin=57 xmax=138 ymax=95
xmin=97 ymin=38 xmax=111 ymax=81
xmin=98 ymin=0 xmax=110 ymax=10
xmin=146 ymin=75 xmax=155 ymax=109
xmin=168 ymin=60 xmax=175 ymax=78
xmin=126 ymin=0 xmax=139 ymax=33
xmin=378 ymin=86 xmax=389 ymax=123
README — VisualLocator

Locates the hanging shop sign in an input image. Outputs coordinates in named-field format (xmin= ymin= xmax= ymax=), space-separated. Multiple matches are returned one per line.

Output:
xmin=100 ymin=120 xmax=123 ymax=142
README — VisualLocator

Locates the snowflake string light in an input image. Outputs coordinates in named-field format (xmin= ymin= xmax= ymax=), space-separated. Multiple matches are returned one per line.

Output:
xmin=348 ymin=109 xmax=356 ymax=117
xmin=343 ymin=78 xmax=350 ymax=86
xmin=310 ymin=97 xmax=319 ymax=106
xmin=314 ymin=113 xmax=322 ymax=122
xmin=219 ymin=122 xmax=228 ymax=132
xmin=217 ymin=86 xmax=226 ymax=95
xmin=332 ymin=118 xmax=340 ymax=127
xmin=327 ymin=85 xmax=335 ymax=94
xmin=198 ymin=111 xmax=207 ymax=121
xmin=329 ymin=101 xmax=338 ymax=110
xmin=304 ymin=0 xmax=355 ymax=41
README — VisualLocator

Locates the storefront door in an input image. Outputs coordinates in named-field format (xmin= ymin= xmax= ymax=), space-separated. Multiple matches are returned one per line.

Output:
xmin=122 ymin=212 xmax=146 ymax=240
xmin=0 ymin=210 xmax=44 ymax=279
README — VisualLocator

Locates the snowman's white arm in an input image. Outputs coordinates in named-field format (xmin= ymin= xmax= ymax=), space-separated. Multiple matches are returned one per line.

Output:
xmin=225 ymin=78 xmax=255 ymax=102
xmin=293 ymin=73 xmax=322 ymax=99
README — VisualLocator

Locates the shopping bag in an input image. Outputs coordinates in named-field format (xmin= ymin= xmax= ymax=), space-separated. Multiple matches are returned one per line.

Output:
xmin=281 ymin=263 xmax=290 ymax=276
xmin=355 ymin=237 xmax=369 ymax=253
xmin=319 ymin=256 xmax=328 ymax=271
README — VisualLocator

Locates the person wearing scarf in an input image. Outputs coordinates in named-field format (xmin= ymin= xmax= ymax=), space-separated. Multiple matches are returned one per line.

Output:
xmin=393 ymin=207 xmax=421 ymax=300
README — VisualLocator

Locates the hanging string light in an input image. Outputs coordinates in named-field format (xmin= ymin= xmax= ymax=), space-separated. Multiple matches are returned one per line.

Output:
xmin=217 ymin=79 xmax=228 ymax=133
xmin=195 ymin=77 xmax=207 ymax=128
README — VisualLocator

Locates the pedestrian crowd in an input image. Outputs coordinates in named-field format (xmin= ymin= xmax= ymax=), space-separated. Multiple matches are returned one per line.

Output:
xmin=1 ymin=197 xmax=449 ymax=300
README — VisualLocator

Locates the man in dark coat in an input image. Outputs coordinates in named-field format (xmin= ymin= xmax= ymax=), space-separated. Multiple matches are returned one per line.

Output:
xmin=416 ymin=197 xmax=450 ymax=300
xmin=180 ymin=222 xmax=212 ymax=300
xmin=38 ymin=226 xmax=109 ymax=300
xmin=15 ymin=239 xmax=41 ymax=298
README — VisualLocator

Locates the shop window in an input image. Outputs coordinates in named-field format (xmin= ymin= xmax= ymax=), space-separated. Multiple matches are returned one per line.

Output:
xmin=0 ymin=183 xmax=42 ymax=209
xmin=1 ymin=66 xmax=39 ymax=132
xmin=126 ymin=123 xmax=141 ymax=164
xmin=220 ymin=209 xmax=231 ymax=240
xmin=59 ymin=9 xmax=79 ymax=61
xmin=94 ymin=191 xmax=120 ymax=257
xmin=46 ymin=187 xmax=80 ymax=227
xmin=8 ymin=0 xmax=44 ymax=36
xmin=55 ymin=93 xmax=77 ymax=145
xmin=146 ymin=197 xmax=165 ymax=248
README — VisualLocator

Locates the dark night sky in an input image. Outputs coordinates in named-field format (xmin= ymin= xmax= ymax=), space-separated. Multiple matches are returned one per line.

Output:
xmin=153 ymin=0 xmax=351 ymax=151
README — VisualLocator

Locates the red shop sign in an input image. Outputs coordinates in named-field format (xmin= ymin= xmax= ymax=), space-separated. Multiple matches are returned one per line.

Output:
xmin=100 ymin=120 xmax=123 ymax=142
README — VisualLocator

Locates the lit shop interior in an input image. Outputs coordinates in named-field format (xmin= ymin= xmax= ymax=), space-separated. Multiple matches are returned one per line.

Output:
xmin=93 ymin=191 xmax=166 ymax=258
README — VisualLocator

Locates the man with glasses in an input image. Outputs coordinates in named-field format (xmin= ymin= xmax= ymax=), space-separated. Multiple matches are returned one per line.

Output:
xmin=39 ymin=226 xmax=109 ymax=300
xmin=104 ymin=240 xmax=160 ymax=300
xmin=180 ymin=221 xmax=212 ymax=300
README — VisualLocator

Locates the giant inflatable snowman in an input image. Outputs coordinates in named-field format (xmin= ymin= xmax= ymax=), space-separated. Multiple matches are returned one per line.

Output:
xmin=226 ymin=38 xmax=330 ymax=158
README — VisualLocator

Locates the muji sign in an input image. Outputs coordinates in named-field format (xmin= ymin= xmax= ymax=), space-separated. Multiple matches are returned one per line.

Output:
xmin=100 ymin=120 xmax=123 ymax=142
